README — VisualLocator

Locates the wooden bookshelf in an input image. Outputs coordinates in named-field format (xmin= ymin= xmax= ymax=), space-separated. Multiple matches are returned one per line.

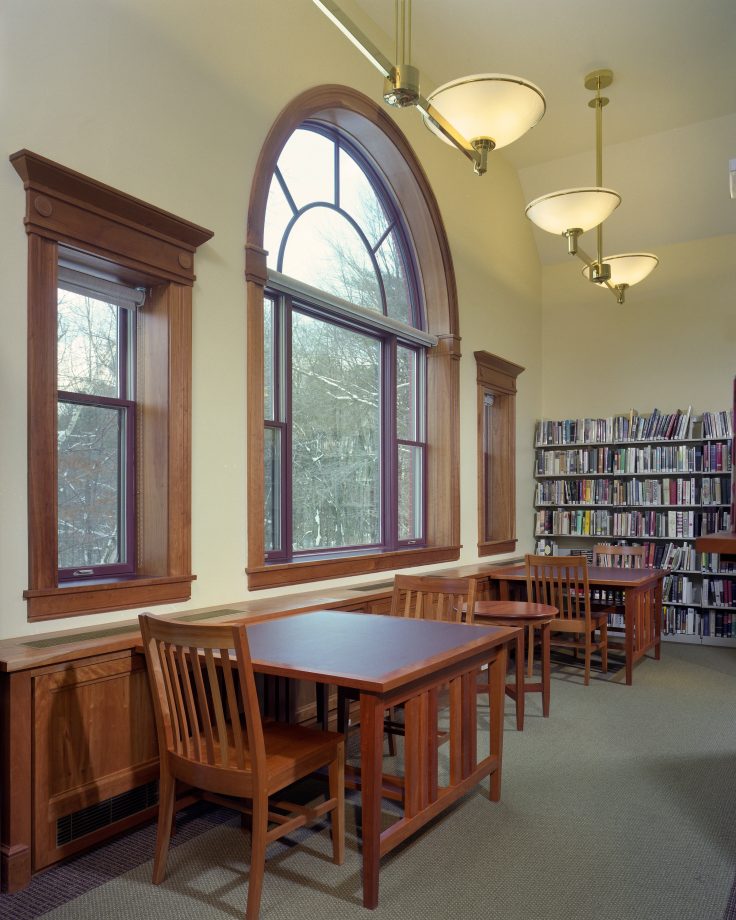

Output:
xmin=533 ymin=408 xmax=734 ymax=647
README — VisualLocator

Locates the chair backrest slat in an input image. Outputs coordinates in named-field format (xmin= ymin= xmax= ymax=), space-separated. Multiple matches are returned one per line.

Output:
xmin=139 ymin=615 xmax=267 ymax=780
xmin=220 ymin=649 xmax=247 ymax=770
xmin=390 ymin=575 xmax=477 ymax=623
xmin=188 ymin=644 xmax=215 ymax=763
xmin=525 ymin=554 xmax=590 ymax=624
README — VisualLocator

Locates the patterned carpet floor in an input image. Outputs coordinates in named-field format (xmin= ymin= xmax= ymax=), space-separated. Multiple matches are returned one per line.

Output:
xmin=3 ymin=642 xmax=736 ymax=920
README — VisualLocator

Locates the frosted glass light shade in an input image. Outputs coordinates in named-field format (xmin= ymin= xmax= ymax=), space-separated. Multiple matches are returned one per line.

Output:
xmin=585 ymin=253 xmax=659 ymax=287
xmin=525 ymin=187 xmax=621 ymax=234
xmin=424 ymin=74 xmax=546 ymax=150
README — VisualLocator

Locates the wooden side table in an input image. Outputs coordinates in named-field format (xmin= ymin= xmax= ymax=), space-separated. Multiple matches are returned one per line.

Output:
xmin=472 ymin=601 xmax=556 ymax=731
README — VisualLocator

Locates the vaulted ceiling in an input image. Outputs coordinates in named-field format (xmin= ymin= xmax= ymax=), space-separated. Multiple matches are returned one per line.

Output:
xmin=353 ymin=0 xmax=736 ymax=264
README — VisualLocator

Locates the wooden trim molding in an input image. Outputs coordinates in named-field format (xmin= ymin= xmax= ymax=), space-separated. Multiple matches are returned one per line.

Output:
xmin=475 ymin=351 xmax=525 ymax=557
xmin=245 ymin=86 xmax=461 ymax=589
xmin=12 ymin=150 xmax=213 ymax=621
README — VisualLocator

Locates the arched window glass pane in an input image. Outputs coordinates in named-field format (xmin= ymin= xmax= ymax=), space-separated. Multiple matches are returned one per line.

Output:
xmin=264 ymin=177 xmax=293 ymax=270
xmin=338 ymin=147 xmax=390 ymax=248
xmin=282 ymin=207 xmax=382 ymax=310
xmin=376 ymin=229 xmax=412 ymax=325
xmin=277 ymin=128 xmax=335 ymax=210
xmin=291 ymin=309 xmax=381 ymax=551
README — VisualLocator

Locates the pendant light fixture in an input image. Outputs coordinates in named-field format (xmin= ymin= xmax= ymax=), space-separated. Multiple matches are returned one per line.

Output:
xmin=525 ymin=69 xmax=657 ymax=304
xmin=312 ymin=0 xmax=546 ymax=176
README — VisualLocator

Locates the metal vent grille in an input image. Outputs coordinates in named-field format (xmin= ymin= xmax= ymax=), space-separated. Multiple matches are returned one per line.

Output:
xmin=350 ymin=581 xmax=394 ymax=592
xmin=56 ymin=781 xmax=159 ymax=847
xmin=179 ymin=608 xmax=242 ymax=622
xmin=24 ymin=624 xmax=138 ymax=648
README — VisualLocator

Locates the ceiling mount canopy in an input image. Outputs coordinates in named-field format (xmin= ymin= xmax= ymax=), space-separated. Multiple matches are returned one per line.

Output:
xmin=312 ymin=0 xmax=545 ymax=176
xmin=525 ymin=68 xmax=658 ymax=304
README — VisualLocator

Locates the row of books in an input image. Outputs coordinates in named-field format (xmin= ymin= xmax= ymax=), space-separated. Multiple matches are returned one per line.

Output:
xmin=703 ymin=579 xmax=736 ymax=607
xmin=535 ymin=408 xmax=733 ymax=447
xmin=658 ymin=543 xmax=736 ymax=574
xmin=702 ymin=410 xmax=734 ymax=440
xmin=535 ymin=447 xmax=613 ymax=475
xmin=611 ymin=476 xmax=730 ymax=507
xmin=663 ymin=574 xmax=699 ymax=604
xmin=536 ymin=540 xmax=736 ymax=575
xmin=663 ymin=608 xmax=735 ymax=638
xmin=535 ymin=443 xmax=733 ymax=476
xmin=612 ymin=510 xmax=730 ymax=539
xmin=534 ymin=509 xmax=612 ymax=537
xmin=535 ymin=509 xmax=732 ymax=539
xmin=612 ymin=443 xmax=732 ymax=474
xmin=535 ymin=479 xmax=611 ymax=505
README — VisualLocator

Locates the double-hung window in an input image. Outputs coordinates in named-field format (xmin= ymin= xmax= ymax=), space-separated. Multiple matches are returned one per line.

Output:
xmin=56 ymin=269 xmax=143 ymax=580
xmin=262 ymin=125 xmax=434 ymax=563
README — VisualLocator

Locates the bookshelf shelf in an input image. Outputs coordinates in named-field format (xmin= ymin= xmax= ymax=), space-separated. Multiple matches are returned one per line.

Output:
xmin=534 ymin=407 xmax=733 ymax=648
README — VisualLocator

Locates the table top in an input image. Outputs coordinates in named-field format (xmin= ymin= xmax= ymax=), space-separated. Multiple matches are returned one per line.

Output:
xmin=245 ymin=610 xmax=517 ymax=694
xmin=473 ymin=601 xmax=557 ymax=621
xmin=486 ymin=564 xmax=665 ymax=587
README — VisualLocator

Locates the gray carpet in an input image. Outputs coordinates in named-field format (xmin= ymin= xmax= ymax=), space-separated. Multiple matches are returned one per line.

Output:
xmin=13 ymin=644 xmax=736 ymax=919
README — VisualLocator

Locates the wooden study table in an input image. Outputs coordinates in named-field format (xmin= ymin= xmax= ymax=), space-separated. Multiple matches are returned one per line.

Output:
xmin=243 ymin=609 xmax=517 ymax=910
xmin=484 ymin=565 xmax=665 ymax=686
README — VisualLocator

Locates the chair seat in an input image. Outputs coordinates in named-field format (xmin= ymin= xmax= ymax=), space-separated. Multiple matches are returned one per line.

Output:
xmin=173 ymin=721 xmax=343 ymax=792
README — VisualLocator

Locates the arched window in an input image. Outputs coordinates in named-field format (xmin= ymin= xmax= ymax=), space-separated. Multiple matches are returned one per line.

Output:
xmin=246 ymin=87 xmax=461 ymax=589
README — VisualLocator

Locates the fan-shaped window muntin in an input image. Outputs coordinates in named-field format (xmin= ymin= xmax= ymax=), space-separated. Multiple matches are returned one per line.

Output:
xmin=265 ymin=125 xmax=417 ymax=328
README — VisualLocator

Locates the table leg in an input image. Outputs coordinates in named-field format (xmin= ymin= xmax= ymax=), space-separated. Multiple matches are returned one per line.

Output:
xmin=359 ymin=693 xmax=386 ymax=910
xmin=541 ymin=622 xmax=551 ymax=717
xmin=487 ymin=644 xmax=507 ymax=802
xmin=624 ymin=589 xmax=635 ymax=686
xmin=654 ymin=579 xmax=663 ymax=660
xmin=514 ymin=628 xmax=525 ymax=731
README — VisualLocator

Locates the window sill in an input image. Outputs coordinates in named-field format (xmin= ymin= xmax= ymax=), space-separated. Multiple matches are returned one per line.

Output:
xmin=477 ymin=539 xmax=517 ymax=558
xmin=247 ymin=545 xmax=460 ymax=590
xmin=23 ymin=574 xmax=196 ymax=622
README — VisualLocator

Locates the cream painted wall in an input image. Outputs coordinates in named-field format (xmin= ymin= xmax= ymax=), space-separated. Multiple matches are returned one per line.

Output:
xmin=541 ymin=234 xmax=736 ymax=419
xmin=0 ymin=0 xmax=542 ymax=639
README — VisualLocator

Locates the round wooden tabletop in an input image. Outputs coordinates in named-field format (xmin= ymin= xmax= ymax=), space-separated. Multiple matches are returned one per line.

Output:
xmin=473 ymin=601 xmax=557 ymax=621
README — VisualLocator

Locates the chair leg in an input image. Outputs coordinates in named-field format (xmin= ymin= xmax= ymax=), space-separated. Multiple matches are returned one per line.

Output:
xmin=601 ymin=620 xmax=608 ymax=673
xmin=152 ymin=768 xmax=175 ymax=884
xmin=526 ymin=624 xmax=534 ymax=677
xmin=329 ymin=743 xmax=345 ymax=865
xmin=245 ymin=790 xmax=269 ymax=920
xmin=584 ymin=630 xmax=591 ymax=686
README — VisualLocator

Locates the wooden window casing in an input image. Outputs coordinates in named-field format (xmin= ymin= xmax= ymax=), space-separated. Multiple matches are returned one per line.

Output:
xmin=12 ymin=150 xmax=213 ymax=621
xmin=475 ymin=350 xmax=524 ymax=557
xmin=246 ymin=86 xmax=462 ymax=590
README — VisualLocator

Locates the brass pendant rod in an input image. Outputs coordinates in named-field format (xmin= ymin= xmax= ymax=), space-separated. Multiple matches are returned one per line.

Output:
xmin=594 ymin=79 xmax=604 ymax=269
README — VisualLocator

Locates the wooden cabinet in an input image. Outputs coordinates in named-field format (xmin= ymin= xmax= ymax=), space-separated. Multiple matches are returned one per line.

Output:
xmin=32 ymin=651 xmax=159 ymax=871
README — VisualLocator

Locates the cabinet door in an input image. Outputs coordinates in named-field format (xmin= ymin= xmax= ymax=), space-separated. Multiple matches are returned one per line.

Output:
xmin=33 ymin=651 xmax=158 ymax=870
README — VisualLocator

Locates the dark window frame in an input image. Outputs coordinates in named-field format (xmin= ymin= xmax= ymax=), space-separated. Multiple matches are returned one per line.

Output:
xmin=57 ymin=288 xmax=137 ymax=581
xmin=264 ymin=289 xmax=428 ymax=564
xmin=246 ymin=86 xmax=463 ymax=591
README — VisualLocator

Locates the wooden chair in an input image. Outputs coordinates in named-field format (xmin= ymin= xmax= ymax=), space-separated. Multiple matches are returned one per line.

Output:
xmin=525 ymin=554 xmax=608 ymax=686
xmin=337 ymin=575 xmax=478 ymax=744
xmin=139 ymin=614 xmax=345 ymax=920
xmin=593 ymin=544 xmax=646 ymax=568
xmin=389 ymin=574 xmax=478 ymax=622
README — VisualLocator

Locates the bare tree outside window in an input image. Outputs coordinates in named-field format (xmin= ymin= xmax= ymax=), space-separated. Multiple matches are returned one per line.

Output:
xmin=57 ymin=289 xmax=134 ymax=573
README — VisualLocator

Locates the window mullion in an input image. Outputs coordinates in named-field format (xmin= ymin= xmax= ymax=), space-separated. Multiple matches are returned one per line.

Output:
xmin=383 ymin=337 xmax=397 ymax=550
